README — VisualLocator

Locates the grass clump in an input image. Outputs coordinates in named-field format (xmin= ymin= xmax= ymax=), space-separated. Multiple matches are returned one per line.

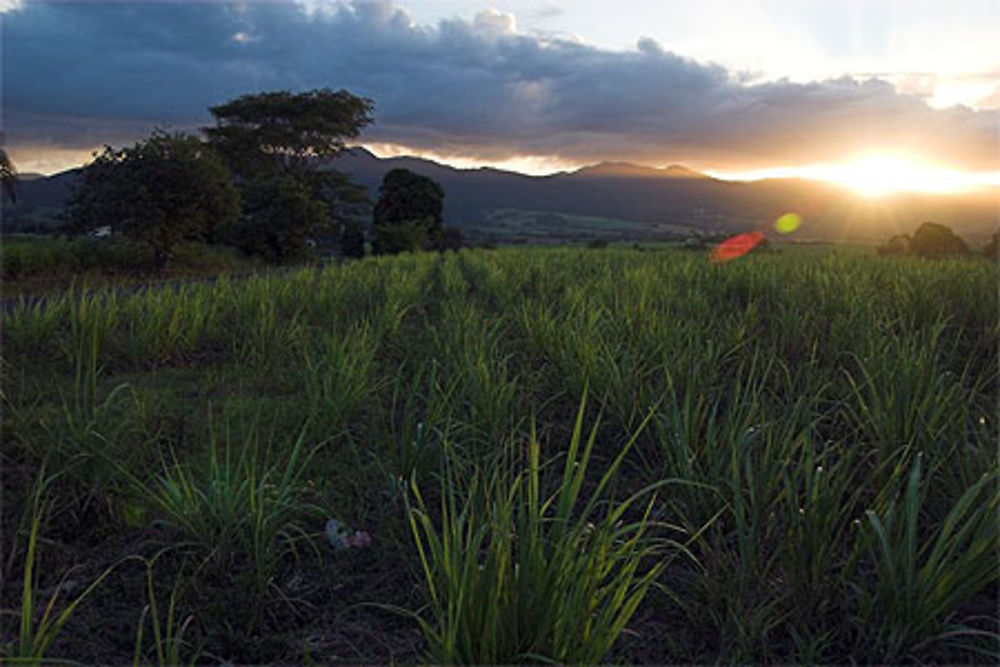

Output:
xmin=1 ymin=470 xmax=125 ymax=665
xmin=125 ymin=420 xmax=324 ymax=597
xmin=848 ymin=455 xmax=1000 ymax=662
xmin=403 ymin=399 xmax=677 ymax=664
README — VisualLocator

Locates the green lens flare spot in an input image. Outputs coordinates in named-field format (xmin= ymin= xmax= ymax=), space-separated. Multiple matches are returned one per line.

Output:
xmin=774 ymin=213 xmax=802 ymax=234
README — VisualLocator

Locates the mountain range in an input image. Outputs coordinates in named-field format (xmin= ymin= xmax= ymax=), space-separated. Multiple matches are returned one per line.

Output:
xmin=4 ymin=147 xmax=997 ymax=244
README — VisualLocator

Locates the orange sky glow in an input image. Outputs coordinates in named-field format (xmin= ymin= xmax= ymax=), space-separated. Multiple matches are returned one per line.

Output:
xmin=364 ymin=143 xmax=1000 ymax=197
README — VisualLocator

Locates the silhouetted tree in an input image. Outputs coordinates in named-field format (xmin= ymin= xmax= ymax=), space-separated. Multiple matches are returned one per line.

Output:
xmin=373 ymin=168 xmax=444 ymax=254
xmin=233 ymin=174 xmax=328 ymax=263
xmin=205 ymin=89 xmax=374 ymax=177
xmin=908 ymin=222 xmax=969 ymax=257
xmin=68 ymin=131 xmax=240 ymax=271
xmin=205 ymin=89 xmax=373 ymax=260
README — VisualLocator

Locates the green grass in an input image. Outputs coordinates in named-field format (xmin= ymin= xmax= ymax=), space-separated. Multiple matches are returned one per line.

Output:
xmin=401 ymin=399 xmax=675 ymax=664
xmin=1 ymin=236 xmax=262 ymax=297
xmin=2 ymin=246 xmax=997 ymax=664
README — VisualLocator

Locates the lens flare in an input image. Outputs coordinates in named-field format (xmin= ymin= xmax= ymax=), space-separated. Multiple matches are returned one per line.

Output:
xmin=774 ymin=213 xmax=801 ymax=234
xmin=710 ymin=231 xmax=766 ymax=263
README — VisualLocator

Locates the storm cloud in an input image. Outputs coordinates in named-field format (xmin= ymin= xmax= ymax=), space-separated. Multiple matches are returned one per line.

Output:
xmin=3 ymin=0 xmax=997 ymax=170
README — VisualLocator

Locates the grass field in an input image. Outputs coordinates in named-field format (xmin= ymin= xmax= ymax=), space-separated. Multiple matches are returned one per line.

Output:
xmin=2 ymin=246 xmax=997 ymax=663
xmin=1 ymin=236 xmax=264 ymax=298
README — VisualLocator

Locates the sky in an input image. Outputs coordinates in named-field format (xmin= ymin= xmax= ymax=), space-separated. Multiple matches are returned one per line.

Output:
xmin=2 ymin=0 xmax=999 ymax=186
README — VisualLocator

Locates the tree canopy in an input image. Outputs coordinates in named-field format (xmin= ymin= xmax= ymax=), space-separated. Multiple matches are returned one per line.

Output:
xmin=205 ymin=88 xmax=374 ymax=259
xmin=373 ymin=168 xmax=444 ymax=228
xmin=372 ymin=169 xmax=444 ymax=253
xmin=372 ymin=168 xmax=444 ymax=254
xmin=68 ymin=132 xmax=241 ymax=270
xmin=234 ymin=174 xmax=329 ymax=263
xmin=908 ymin=222 xmax=969 ymax=257
xmin=205 ymin=89 xmax=374 ymax=177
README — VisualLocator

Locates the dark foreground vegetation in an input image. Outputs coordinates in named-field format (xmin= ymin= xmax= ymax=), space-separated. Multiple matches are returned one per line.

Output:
xmin=2 ymin=247 xmax=998 ymax=664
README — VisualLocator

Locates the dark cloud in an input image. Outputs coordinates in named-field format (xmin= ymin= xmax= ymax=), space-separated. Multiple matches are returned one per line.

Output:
xmin=3 ymin=0 xmax=997 ymax=170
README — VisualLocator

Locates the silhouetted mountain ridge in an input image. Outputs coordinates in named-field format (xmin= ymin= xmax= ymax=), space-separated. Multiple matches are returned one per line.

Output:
xmin=4 ymin=149 xmax=996 ymax=244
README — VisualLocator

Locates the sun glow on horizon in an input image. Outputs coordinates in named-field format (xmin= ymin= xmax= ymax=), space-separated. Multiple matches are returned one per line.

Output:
xmin=807 ymin=155 xmax=994 ymax=197
xmin=14 ymin=143 xmax=1000 ymax=198
xmin=710 ymin=155 xmax=1000 ymax=197
xmin=366 ymin=144 xmax=998 ymax=196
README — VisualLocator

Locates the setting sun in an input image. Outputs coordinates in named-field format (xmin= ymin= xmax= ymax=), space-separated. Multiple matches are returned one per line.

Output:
xmin=712 ymin=155 xmax=999 ymax=197
xmin=811 ymin=155 xmax=980 ymax=197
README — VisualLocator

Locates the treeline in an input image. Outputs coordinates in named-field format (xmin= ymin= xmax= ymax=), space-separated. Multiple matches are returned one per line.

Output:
xmin=878 ymin=221 xmax=998 ymax=259
xmin=64 ymin=89 xmax=460 ymax=272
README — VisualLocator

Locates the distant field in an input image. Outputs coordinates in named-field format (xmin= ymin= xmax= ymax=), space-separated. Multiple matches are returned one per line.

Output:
xmin=2 ymin=247 xmax=997 ymax=664
xmin=474 ymin=208 xmax=703 ymax=243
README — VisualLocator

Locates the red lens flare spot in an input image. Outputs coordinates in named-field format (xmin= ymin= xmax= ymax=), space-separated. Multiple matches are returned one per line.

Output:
xmin=709 ymin=231 xmax=766 ymax=263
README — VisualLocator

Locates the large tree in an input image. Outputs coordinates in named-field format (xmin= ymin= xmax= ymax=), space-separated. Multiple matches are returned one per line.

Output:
xmin=205 ymin=88 xmax=373 ymax=174
xmin=68 ymin=132 xmax=241 ymax=270
xmin=204 ymin=88 xmax=374 ymax=258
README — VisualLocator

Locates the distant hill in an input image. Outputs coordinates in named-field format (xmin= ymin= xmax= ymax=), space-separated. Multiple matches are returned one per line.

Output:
xmin=2 ymin=169 xmax=81 ymax=232
xmin=4 ymin=149 xmax=997 ymax=244
xmin=321 ymin=148 xmax=998 ymax=243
